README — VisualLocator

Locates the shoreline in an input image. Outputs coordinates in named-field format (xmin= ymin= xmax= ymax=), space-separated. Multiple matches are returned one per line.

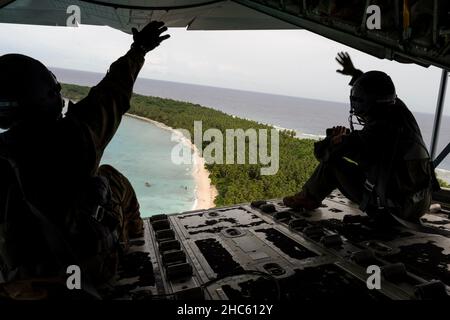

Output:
xmin=125 ymin=113 xmax=218 ymax=210
xmin=223 ymin=115 xmax=450 ymax=183
xmin=280 ymin=126 xmax=450 ymax=185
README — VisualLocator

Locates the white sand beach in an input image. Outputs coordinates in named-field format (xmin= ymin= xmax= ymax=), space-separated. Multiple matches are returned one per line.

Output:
xmin=125 ymin=113 xmax=218 ymax=210
xmin=191 ymin=144 xmax=219 ymax=210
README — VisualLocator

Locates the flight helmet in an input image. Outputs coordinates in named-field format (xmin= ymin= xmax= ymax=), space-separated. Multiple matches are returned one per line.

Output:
xmin=349 ymin=71 xmax=397 ymax=130
xmin=0 ymin=54 xmax=64 ymax=129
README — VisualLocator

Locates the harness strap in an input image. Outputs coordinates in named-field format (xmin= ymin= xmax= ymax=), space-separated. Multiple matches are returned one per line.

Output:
xmin=359 ymin=179 xmax=375 ymax=212
xmin=359 ymin=123 xmax=401 ymax=213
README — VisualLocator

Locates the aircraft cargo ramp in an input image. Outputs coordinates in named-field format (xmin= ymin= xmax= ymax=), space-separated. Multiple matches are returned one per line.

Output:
xmin=102 ymin=191 xmax=450 ymax=301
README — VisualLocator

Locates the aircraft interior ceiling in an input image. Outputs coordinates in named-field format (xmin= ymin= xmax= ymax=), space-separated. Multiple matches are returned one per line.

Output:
xmin=0 ymin=0 xmax=449 ymax=70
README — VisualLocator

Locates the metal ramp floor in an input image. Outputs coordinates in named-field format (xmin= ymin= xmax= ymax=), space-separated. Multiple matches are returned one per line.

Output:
xmin=103 ymin=191 xmax=450 ymax=300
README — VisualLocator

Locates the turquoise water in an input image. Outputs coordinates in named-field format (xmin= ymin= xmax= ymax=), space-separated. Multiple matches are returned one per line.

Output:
xmin=101 ymin=116 xmax=196 ymax=217
xmin=53 ymin=67 xmax=450 ymax=171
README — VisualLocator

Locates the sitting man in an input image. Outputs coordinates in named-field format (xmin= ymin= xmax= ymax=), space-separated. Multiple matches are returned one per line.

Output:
xmin=284 ymin=52 xmax=438 ymax=223
xmin=0 ymin=21 xmax=169 ymax=298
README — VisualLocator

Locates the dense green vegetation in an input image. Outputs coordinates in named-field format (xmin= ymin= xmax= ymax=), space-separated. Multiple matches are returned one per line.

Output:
xmin=61 ymin=83 xmax=318 ymax=206
xmin=61 ymin=83 xmax=450 ymax=206
xmin=438 ymin=178 xmax=450 ymax=189
xmin=61 ymin=82 xmax=90 ymax=99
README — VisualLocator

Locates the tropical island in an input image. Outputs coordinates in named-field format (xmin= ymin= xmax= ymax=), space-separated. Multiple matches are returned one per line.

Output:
xmin=61 ymin=83 xmax=449 ymax=208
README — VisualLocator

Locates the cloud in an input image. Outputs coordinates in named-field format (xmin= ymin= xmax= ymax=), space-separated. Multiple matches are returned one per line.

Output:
xmin=0 ymin=22 xmax=447 ymax=115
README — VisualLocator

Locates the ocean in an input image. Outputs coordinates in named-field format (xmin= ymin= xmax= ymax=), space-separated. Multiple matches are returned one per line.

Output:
xmin=52 ymin=67 xmax=450 ymax=171
xmin=100 ymin=116 xmax=196 ymax=217
xmin=0 ymin=113 xmax=196 ymax=217
xmin=47 ymin=67 xmax=450 ymax=215
xmin=1 ymin=68 xmax=447 ymax=217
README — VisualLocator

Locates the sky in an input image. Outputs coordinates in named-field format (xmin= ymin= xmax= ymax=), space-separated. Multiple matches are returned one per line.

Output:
xmin=0 ymin=22 xmax=449 ymax=116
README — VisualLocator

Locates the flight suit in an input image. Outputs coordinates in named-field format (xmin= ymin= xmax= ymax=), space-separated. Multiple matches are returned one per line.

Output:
xmin=302 ymin=98 xmax=434 ymax=222
xmin=0 ymin=47 xmax=146 ymax=284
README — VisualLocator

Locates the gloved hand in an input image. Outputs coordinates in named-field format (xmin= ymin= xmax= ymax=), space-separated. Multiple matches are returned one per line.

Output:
xmin=131 ymin=21 xmax=170 ymax=54
xmin=326 ymin=126 xmax=350 ymax=137
xmin=330 ymin=126 xmax=349 ymax=145
xmin=336 ymin=52 xmax=358 ymax=76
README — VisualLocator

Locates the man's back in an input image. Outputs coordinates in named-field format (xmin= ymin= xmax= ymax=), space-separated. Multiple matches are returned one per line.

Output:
xmin=0 ymin=46 xmax=147 ymax=280
xmin=385 ymin=100 xmax=433 ymax=219
xmin=0 ymin=114 xmax=99 ymax=276
xmin=1 ymin=117 xmax=90 ymax=214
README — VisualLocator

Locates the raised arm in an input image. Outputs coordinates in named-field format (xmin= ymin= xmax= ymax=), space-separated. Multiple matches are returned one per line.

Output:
xmin=66 ymin=21 xmax=170 ymax=165
xmin=335 ymin=52 xmax=363 ymax=85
